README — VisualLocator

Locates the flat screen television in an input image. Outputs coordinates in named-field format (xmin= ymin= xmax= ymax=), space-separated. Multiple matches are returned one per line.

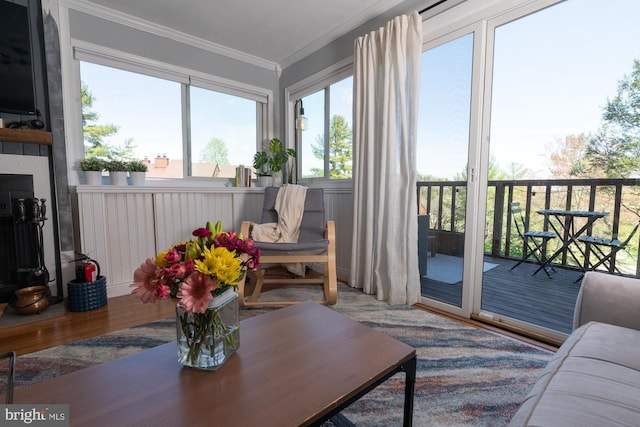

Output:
xmin=0 ymin=0 xmax=37 ymax=115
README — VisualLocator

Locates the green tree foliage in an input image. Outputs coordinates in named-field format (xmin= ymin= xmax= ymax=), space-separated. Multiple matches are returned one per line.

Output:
xmin=81 ymin=83 xmax=118 ymax=148
xmin=199 ymin=137 xmax=230 ymax=165
xmin=454 ymin=156 xmax=526 ymax=181
xmin=585 ymin=59 xmax=640 ymax=178
xmin=310 ymin=114 xmax=352 ymax=178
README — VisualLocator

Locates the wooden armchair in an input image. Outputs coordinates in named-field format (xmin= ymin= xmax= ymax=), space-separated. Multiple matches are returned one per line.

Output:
xmin=239 ymin=187 xmax=337 ymax=308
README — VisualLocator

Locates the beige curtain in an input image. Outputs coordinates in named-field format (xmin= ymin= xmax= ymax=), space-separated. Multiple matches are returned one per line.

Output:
xmin=350 ymin=11 xmax=422 ymax=305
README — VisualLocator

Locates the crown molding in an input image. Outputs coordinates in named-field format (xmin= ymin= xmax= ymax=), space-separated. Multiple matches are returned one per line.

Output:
xmin=59 ymin=0 xmax=280 ymax=74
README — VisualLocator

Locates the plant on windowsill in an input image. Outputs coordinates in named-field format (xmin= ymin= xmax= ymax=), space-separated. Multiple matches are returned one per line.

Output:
xmin=105 ymin=160 xmax=129 ymax=186
xmin=79 ymin=157 xmax=105 ymax=185
xmin=252 ymin=138 xmax=296 ymax=187
xmin=127 ymin=160 xmax=148 ymax=186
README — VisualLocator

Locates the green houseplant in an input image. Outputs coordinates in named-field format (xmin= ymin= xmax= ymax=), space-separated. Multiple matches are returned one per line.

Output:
xmin=252 ymin=138 xmax=296 ymax=186
xmin=105 ymin=160 xmax=129 ymax=186
xmin=79 ymin=157 xmax=105 ymax=185
xmin=127 ymin=160 xmax=148 ymax=186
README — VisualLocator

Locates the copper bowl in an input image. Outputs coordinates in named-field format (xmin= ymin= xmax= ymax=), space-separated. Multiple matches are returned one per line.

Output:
xmin=10 ymin=286 xmax=50 ymax=315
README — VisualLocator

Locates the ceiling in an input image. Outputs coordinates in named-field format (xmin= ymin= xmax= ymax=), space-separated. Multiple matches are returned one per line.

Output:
xmin=83 ymin=0 xmax=413 ymax=70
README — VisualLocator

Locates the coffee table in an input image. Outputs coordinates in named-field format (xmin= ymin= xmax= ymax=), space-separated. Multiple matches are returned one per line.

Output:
xmin=13 ymin=301 xmax=417 ymax=426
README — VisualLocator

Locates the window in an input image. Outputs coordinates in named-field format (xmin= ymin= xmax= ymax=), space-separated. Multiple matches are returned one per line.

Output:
xmin=297 ymin=76 xmax=353 ymax=180
xmin=79 ymin=60 xmax=265 ymax=180
xmin=188 ymin=86 xmax=257 ymax=178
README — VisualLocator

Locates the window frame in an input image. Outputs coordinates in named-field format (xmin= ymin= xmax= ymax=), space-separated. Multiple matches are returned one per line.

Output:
xmin=72 ymin=39 xmax=272 ymax=183
xmin=285 ymin=58 xmax=353 ymax=185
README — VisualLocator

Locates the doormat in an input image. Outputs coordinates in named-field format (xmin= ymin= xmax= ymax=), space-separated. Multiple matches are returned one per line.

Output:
xmin=424 ymin=254 xmax=498 ymax=284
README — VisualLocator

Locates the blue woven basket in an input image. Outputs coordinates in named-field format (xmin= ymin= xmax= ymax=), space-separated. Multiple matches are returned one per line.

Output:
xmin=67 ymin=276 xmax=108 ymax=312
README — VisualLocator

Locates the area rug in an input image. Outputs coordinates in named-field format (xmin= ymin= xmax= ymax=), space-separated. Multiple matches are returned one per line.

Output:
xmin=0 ymin=285 xmax=551 ymax=426
xmin=425 ymin=254 xmax=499 ymax=284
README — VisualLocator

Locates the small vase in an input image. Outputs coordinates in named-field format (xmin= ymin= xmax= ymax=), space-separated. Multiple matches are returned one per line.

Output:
xmin=176 ymin=288 xmax=239 ymax=370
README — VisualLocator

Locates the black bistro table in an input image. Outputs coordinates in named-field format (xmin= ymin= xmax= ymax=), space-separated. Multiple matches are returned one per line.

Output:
xmin=534 ymin=209 xmax=608 ymax=276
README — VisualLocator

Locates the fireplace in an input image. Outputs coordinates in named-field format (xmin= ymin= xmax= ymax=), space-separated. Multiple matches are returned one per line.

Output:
xmin=0 ymin=174 xmax=49 ymax=303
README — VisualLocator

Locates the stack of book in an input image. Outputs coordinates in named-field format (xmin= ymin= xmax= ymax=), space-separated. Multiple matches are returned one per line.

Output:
xmin=235 ymin=165 xmax=252 ymax=187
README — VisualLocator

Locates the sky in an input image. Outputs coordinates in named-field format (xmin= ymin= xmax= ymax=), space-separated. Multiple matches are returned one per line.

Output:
xmin=418 ymin=0 xmax=640 ymax=180
xmin=80 ymin=0 xmax=640 ymax=181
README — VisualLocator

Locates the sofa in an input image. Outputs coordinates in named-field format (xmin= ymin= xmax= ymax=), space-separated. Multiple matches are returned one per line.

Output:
xmin=508 ymin=271 xmax=640 ymax=426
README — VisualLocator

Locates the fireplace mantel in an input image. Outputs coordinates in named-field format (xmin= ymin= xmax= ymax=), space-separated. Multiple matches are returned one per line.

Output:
xmin=0 ymin=128 xmax=52 ymax=145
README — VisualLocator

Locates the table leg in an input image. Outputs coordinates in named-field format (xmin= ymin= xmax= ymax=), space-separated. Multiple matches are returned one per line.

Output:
xmin=402 ymin=355 xmax=417 ymax=427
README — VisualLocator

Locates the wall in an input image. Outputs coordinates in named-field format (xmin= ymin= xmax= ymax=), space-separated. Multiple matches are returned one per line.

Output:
xmin=76 ymin=186 xmax=353 ymax=297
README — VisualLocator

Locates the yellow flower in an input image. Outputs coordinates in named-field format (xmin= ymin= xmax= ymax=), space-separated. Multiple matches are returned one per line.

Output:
xmin=155 ymin=250 xmax=169 ymax=268
xmin=194 ymin=246 xmax=242 ymax=285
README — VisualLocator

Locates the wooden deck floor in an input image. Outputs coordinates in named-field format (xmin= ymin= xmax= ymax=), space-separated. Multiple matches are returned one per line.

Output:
xmin=421 ymin=256 xmax=584 ymax=334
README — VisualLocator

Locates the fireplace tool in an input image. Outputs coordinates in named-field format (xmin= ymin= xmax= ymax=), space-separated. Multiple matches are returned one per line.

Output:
xmin=15 ymin=198 xmax=50 ymax=287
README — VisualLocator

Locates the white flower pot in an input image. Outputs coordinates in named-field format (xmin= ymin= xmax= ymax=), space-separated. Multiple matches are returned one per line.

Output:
xmin=130 ymin=171 xmax=146 ymax=186
xmin=84 ymin=171 xmax=103 ymax=185
xmin=257 ymin=176 xmax=273 ymax=187
xmin=109 ymin=171 xmax=128 ymax=186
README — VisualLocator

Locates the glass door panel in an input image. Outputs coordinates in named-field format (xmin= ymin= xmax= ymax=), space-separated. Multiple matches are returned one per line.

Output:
xmin=481 ymin=0 xmax=640 ymax=337
xmin=417 ymin=33 xmax=474 ymax=308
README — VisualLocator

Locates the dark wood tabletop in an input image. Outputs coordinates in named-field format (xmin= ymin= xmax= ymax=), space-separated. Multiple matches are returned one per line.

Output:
xmin=13 ymin=301 xmax=416 ymax=427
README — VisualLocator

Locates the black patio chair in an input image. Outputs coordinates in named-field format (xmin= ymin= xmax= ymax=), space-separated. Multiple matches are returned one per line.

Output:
xmin=509 ymin=202 xmax=557 ymax=278
xmin=1 ymin=351 xmax=16 ymax=404
xmin=578 ymin=220 xmax=640 ymax=274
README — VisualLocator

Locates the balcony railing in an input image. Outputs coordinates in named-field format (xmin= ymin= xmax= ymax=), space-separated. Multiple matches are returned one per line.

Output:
xmin=417 ymin=178 xmax=640 ymax=276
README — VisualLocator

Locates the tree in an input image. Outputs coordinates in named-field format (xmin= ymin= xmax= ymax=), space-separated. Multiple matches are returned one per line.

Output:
xmin=310 ymin=114 xmax=352 ymax=178
xmin=199 ymin=137 xmax=230 ymax=165
xmin=81 ymin=83 xmax=118 ymax=148
xmin=584 ymin=59 xmax=640 ymax=178
xmin=547 ymin=133 xmax=591 ymax=178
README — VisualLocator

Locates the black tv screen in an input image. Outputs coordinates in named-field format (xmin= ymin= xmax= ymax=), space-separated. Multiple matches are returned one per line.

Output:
xmin=0 ymin=0 xmax=37 ymax=115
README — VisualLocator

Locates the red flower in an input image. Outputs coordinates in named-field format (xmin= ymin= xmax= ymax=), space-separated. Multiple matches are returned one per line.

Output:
xmin=192 ymin=228 xmax=212 ymax=238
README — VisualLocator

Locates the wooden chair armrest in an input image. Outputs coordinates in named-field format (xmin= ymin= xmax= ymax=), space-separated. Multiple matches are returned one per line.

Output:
xmin=240 ymin=221 xmax=253 ymax=239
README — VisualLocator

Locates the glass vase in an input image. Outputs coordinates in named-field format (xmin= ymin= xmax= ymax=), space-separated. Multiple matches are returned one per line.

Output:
xmin=176 ymin=288 xmax=239 ymax=370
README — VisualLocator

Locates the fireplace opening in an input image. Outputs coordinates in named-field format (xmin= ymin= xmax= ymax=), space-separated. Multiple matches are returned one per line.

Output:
xmin=0 ymin=174 xmax=50 ymax=303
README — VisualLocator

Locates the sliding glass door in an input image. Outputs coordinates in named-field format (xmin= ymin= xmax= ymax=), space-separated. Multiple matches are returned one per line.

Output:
xmin=417 ymin=0 xmax=640 ymax=340
xmin=417 ymin=30 xmax=475 ymax=312
xmin=480 ymin=0 xmax=640 ymax=340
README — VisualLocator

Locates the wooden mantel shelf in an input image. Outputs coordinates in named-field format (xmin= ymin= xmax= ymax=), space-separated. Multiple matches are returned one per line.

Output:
xmin=0 ymin=128 xmax=52 ymax=145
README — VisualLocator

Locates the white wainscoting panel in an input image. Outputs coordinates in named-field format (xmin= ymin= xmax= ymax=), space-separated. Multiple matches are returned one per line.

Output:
xmin=76 ymin=186 xmax=355 ymax=297
xmin=324 ymin=188 xmax=353 ymax=281
xmin=154 ymin=192 xmax=235 ymax=250
xmin=77 ymin=190 xmax=155 ymax=297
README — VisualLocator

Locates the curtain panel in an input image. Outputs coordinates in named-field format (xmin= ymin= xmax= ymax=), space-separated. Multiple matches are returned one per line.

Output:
xmin=350 ymin=11 xmax=422 ymax=305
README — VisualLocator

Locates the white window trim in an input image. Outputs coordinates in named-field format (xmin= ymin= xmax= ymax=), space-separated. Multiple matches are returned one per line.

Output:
xmin=285 ymin=57 xmax=354 ymax=185
xmin=70 ymin=38 xmax=273 ymax=183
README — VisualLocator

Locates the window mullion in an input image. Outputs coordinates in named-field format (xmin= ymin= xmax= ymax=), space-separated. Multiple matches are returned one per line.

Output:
xmin=324 ymin=87 xmax=331 ymax=179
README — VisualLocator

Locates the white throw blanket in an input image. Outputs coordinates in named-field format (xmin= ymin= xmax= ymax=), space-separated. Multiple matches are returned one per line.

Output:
xmin=252 ymin=185 xmax=308 ymax=276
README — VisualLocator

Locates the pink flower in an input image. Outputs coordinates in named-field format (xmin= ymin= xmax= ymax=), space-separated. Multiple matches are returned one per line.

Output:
xmin=167 ymin=262 xmax=188 ymax=279
xmin=131 ymin=258 xmax=167 ymax=303
xmin=164 ymin=248 xmax=181 ymax=265
xmin=183 ymin=259 xmax=195 ymax=275
xmin=177 ymin=271 xmax=218 ymax=313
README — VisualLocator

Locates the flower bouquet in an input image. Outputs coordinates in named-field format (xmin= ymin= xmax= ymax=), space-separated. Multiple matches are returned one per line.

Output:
xmin=131 ymin=221 xmax=260 ymax=370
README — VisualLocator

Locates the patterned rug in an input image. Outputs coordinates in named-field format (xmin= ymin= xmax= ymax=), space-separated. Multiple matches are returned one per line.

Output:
xmin=0 ymin=285 xmax=552 ymax=426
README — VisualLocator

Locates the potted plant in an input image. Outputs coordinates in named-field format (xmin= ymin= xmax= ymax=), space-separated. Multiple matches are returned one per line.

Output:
xmin=79 ymin=157 xmax=105 ymax=185
xmin=252 ymin=138 xmax=296 ymax=187
xmin=127 ymin=160 xmax=148 ymax=186
xmin=105 ymin=160 xmax=129 ymax=186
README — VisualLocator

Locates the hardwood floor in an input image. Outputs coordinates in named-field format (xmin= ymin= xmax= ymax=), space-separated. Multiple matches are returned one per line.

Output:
xmin=1 ymin=276 xmax=558 ymax=358
xmin=0 ymin=294 xmax=176 ymax=356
